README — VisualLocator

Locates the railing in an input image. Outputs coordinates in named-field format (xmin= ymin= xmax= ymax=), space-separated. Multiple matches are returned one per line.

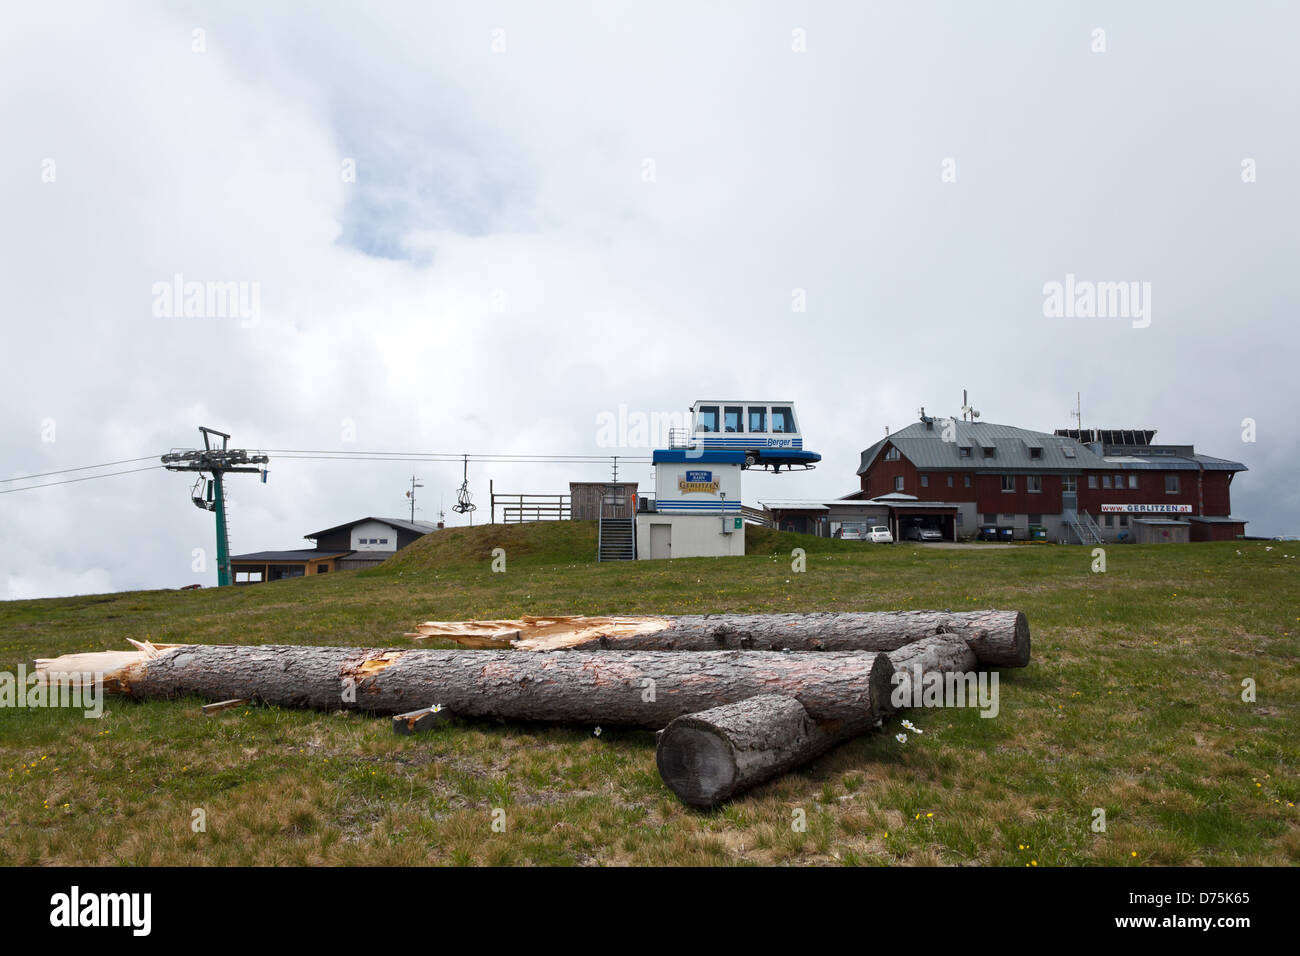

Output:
xmin=668 ymin=428 xmax=697 ymax=449
xmin=741 ymin=505 xmax=774 ymax=527
xmin=491 ymin=490 xmax=571 ymax=523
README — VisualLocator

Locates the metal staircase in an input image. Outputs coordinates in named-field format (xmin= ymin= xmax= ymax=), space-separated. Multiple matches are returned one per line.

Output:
xmin=1066 ymin=510 xmax=1104 ymax=544
xmin=598 ymin=515 xmax=636 ymax=561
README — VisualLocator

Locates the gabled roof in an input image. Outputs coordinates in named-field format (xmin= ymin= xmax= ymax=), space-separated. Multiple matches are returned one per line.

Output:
xmin=858 ymin=421 xmax=1110 ymax=474
xmin=859 ymin=420 xmax=1247 ymax=475
xmin=305 ymin=516 xmax=439 ymax=540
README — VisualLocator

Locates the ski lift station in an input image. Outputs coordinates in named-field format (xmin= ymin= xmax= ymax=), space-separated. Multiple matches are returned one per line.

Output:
xmin=635 ymin=400 xmax=820 ymax=560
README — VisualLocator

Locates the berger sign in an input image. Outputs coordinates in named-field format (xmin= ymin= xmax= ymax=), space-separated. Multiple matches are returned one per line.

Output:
xmin=679 ymin=470 xmax=719 ymax=494
xmin=1100 ymin=503 xmax=1193 ymax=514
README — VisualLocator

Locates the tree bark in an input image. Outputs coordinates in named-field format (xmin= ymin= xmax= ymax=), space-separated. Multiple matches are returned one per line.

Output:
xmin=409 ymin=610 xmax=1030 ymax=668
xmin=36 ymin=643 xmax=896 ymax=730
xmin=656 ymin=695 xmax=839 ymax=807
xmin=655 ymin=635 xmax=981 ymax=807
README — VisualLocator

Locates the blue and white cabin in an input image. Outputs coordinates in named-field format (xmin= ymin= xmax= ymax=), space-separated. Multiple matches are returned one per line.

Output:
xmin=675 ymin=400 xmax=821 ymax=471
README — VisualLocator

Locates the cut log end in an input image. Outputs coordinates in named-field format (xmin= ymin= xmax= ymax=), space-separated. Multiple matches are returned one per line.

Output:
xmin=656 ymin=724 xmax=739 ymax=807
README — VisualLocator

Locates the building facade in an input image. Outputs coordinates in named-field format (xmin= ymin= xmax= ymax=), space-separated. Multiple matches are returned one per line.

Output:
xmin=853 ymin=416 xmax=1247 ymax=543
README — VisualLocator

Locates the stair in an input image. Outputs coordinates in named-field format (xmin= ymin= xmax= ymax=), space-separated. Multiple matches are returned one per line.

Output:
xmin=1065 ymin=510 xmax=1103 ymax=545
xmin=598 ymin=516 xmax=636 ymax=561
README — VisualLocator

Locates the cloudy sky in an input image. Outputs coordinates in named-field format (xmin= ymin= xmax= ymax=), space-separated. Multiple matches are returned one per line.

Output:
xmin=2 ymin=1 xmax=1296 ymax=599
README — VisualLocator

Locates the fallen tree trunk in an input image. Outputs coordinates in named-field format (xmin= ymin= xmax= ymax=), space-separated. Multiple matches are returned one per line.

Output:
xmin=34 ymin=643 xmax=896 ymax=730
xmin=408 ymin=610 xmax=1030 ymax=668
xmin=655 ymin=635 xmax=978 ymax=807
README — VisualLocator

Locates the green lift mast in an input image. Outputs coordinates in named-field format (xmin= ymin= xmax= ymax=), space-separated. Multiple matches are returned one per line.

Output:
xmin=162 ymin=427 xmax=269 ymax=587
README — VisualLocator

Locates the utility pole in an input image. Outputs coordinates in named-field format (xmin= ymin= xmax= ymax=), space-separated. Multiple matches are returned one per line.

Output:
xmin=405 ymin=474 xmax=424 ymax=523
xmin=162 ymin=427 xmax=268 ymax=587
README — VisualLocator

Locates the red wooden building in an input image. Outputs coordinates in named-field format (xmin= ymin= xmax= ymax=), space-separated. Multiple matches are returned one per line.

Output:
xmin=849 ymin=416 xmax=1247 ymax=543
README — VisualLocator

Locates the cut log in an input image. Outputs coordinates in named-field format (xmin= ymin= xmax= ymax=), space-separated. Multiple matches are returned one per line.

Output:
xmin=885 ymin=635 xmax=979 ymax=707
xmin=656 ymin=695 xmax=839 ymax=807
xmin=34 ymin=644 xmax=896 ymax=730
xmin=408 ymin=610 xmax=1030 ymax=668
xmin=656 ymin=635 xmax=982 ymax=807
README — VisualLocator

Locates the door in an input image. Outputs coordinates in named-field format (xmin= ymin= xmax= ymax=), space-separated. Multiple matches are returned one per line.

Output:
xmin=650 ymin=524 xmax=671 ymax=560
xmin=1063 ymin=491 xmax=1077 ymax=514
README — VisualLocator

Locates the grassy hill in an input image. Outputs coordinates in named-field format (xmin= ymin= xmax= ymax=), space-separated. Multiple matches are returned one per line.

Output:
xmin=1 ymin=523 xmax=1297 ymax=865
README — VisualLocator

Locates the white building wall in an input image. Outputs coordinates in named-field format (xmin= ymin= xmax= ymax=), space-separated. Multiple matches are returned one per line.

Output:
xmin=636 ymin=513 xmax=746 ymax=560
xmin=350 ymin=520 xmax=399 ymax=552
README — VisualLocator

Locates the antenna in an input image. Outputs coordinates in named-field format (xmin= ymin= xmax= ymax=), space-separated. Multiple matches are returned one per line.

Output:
xmin=1071 ymin=392 xmax=1082 ymax=431
xmin=960 ymin=388 xmax=980 ymax=422
xmin=405 ymin=474 xmax=424 ymax=523
xmin=162 ymin=427 xmax=269 ymax=587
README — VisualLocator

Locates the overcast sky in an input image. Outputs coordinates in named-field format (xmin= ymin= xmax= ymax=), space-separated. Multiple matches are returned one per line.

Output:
xmin=2 ymin=1 xmax=1297 ymax=599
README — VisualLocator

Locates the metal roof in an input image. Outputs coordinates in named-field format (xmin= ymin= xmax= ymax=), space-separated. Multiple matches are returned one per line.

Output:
xmin=305 ymin=516 xmax=439 ymax=540
xmin=231 ymin=550 xmax=350 ymax=562
xmin=859 ymin=420 xmax=1246 ymax=475
xmin=859 ymin=421 xmax=1110 ymax=474
xmin=1187 ymin=515 xmax=1247 ymax=523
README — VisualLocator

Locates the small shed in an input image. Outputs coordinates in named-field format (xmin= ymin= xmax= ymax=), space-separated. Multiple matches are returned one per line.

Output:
xmin=570 ymin=482 xmax=638 ymax=520
xmin=1131 ymin=518 xmax=1191 ymax=544
xmin=1188 ymin=516 xmax=1247 ymax=542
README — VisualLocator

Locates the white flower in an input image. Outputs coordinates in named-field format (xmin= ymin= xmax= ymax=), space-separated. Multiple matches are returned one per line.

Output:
xmin=432 ymin=704 xmax=442 ymax=713
xmin=895 ymin=733 xmax=907 ymax=743
xmin=593 ymin=726 xmax=602 ymax=737
xmin=901 ymin=719 xmax=923 ymax=734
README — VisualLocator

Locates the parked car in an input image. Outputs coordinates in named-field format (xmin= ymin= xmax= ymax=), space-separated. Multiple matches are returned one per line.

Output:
xmin=867 ymin=525 xmax=894 ymax=543
xmin=904 ymin=525 xmax=942 ymax=542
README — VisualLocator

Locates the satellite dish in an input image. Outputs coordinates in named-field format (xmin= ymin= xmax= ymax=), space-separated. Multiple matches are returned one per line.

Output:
xmin=973 ymin=410 xmax=980 ymax=419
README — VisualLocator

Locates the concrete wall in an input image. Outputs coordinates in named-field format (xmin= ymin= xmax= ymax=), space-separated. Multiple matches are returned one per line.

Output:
xmin=636 ymin=513 xmax=746 ymax=560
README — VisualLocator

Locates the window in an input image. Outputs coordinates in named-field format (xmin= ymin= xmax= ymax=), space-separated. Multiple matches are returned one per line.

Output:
xmin=1088 ymin=475 xmax=1098 ymax=489
xmin=885 ymin=447 xmax=900 ymax=461
xmin=1104 ymin=514 xmax=1114 ymax=527
xmin=947 ymin=475 xmax=954 ymax=488
xmin=983 ymin=447 xmax=996 ymax=458
xmin=747 ymin=407 xmax=766 ymax=432
xmin=1029 ymin=514 xmax=1042 ymax=524
xmin=1028 ymin=475 xmax=1042 ymax=492
xmin=317 ymin=565 xmax=329 ymax=573
xmin=1102 ymin=475 xmax=1112 ymax=489
xmin=959 ymin=446 xmax=972 ymax=458
xmin=982 ymin=513 xmax=996 ymax=524
xmin=964 ymin=475 xmax=972 ymax=488
xmin=1001 ymin=475 xmax=1015 ymax=492
xmin=771 ymin=406 xmax=795 ymax=433
xmin=724 ymin=406 xmax=743 ymax=433
xmin=1165 ymin=474 xmax=1180 ymax=494
xmin=696 ymin=405 xmax=719 ymax=433
xmin=894 ymin=476 xmax=904 ymax=492
xmin=1128 ymin=475 xmax=1138 ymax=489
xmin=1119 ymin=515 xmax=1129 ymax=527
xmin=956 ymin=512 xmax=964 ymax=525
xmin=379 ymin=538 xmax=388 ymax=545
xmin=1001 ymin=513 xmax=1016 ymax=521
xmin=920 ymin=474 xmax=929 ymax=488
xmin=1029 ymin=447 xmax=1043 ymax=459
xmin=1062 ymin=476 xmax=1077 ymax=492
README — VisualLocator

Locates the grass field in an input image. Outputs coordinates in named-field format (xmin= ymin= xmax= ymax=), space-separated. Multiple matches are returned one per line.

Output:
xmin=2 ymin=522 xmax=1297 ymax=866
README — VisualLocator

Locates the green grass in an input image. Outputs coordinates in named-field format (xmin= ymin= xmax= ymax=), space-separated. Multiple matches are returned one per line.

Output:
xmin=1 ymin=522 xmax=1297 ymax=865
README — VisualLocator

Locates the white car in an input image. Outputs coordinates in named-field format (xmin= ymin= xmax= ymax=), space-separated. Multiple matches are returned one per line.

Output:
xmin=867 ymin=526 xmax=894 ymax=543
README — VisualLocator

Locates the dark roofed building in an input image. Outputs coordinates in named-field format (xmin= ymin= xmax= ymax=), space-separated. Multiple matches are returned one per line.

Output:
xmin=854 ymin=413 xmax=1248 ymax=543
xmin=232 ymin=516 xmax=439 ymax=582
